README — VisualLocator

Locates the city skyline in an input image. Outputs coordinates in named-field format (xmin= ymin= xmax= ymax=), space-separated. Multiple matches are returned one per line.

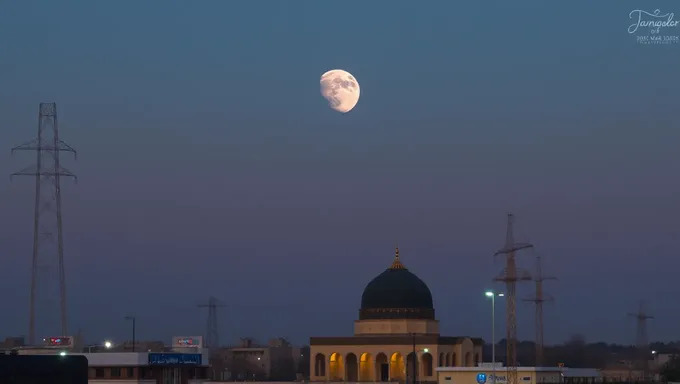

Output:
xmin=0 ymin=0 xmax=678 ymax=345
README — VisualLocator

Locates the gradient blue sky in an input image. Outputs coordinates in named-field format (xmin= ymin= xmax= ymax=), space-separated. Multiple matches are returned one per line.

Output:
xmin=0 ymin=0 xmax=679 ymax=346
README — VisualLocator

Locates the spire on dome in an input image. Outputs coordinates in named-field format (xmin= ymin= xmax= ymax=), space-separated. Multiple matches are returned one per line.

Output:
xmin=389 ymin=246 xmax=406 ymax=269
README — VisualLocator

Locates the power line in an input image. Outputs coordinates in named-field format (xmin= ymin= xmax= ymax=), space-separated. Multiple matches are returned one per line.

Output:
xmin=494 ymin=213 xmax=533 ymax=384
xmin=628 ymin=301 xmax=653 ymax=380
xmin=11 ymin=103 xmax=77 ymax=344
xmin=198 ymin=296 xmax=226 ymax=349
xmin=523 ymin=254 xmax=556 ymax=366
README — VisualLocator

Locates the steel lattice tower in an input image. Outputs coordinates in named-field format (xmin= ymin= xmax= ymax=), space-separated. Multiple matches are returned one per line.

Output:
xmin=198 ymin=296 xmax=225 ymax=349
xmin=11 ymin=103 xmax=77 ymax=344
xmin=494 ymin=213 xmax=533 ymax=384
xmin=523 ymin=255 xmax=556 ymax=367
xmin=628 ymin=301 xmax=653 ymax=379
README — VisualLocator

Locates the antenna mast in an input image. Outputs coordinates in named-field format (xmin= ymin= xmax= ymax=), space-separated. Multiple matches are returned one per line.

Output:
xmin=523 ymin=255 xmax=556 ymax=366
xmin=494 ymin=213 xmax=533 ymax=384
xmin=11 ymin=103 xmax=77 ymax=345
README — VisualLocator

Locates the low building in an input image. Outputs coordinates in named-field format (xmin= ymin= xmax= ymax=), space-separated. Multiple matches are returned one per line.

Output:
xmin=436 ymin=366 xmax=601 ymax=384
xmin=600 ymin=364 xmax=644 ymax=382
xmin=214 ymin=337 xmax=299 ymax=380
xmin=7 ymin=335 xmax=211 ymax=383
xmin=84 ymin=351 xmax=210 ymax=383
xmin=10 ymin=349 xmax=210 ymax=383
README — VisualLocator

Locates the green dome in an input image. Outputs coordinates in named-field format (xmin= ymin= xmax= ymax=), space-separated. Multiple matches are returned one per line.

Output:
xmin=359 ymin=248 xmax=435 ymax=320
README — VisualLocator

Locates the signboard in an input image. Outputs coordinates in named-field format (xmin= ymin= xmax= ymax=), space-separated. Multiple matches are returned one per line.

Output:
xmin=477 ymin=373 xmax=488 ymax=384
xmin=44 ymin=336 xmax=73 ymax=348
xmin=148 ymin=353 xmax=202 ymax=366
xmin=172 ymin=336 xmax=203 ymax=348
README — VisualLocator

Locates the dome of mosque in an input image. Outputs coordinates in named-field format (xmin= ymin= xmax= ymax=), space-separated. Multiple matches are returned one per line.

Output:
xmin=359 ymin=248 xmax=435 ymax=320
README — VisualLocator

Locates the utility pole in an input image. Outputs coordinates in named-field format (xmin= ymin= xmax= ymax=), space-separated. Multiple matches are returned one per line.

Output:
xmin=494 ymin=213 xmax=533 ymax=384
xmin=523 ymin=255 xmax=556 ymax=366
xmin=11 ymin=103 xmax=77 ymax=344
xmin=198 ymin=296 xmax=225 ymax=349
xmin=628 ymin=301 xmax=653 ymax=380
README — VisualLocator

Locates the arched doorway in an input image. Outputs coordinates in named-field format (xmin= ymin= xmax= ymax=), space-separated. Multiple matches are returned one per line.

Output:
xmin=421 ymin=353 xmax=433 ymax=376
xmin=329 ymin=352 xmax=344 ymax=380
xmin=360 ymin=353 xmax=374 ymax=381
xmin=475 ymin=352 xmax=481 ymax=365
xmin=439 ymin=353 xmax=444 ymax=367
xmin=346 ymin=353 xmax=358 ymax=382
xmin=452 ymin=352 xmax=457 ymax=366
xmin=314 ymin=353 xmax=326 ymax=377
xmin=406 ymin=352 xmax=417 ymax=381
xmin=376 ymin=353 xmax=389 ymax=381
xmin=445 ymin=353 xmax=451 ymax=366
xmin=389 ymin=352 xmax=405 ymax=380
xmin=464 ymin=352 xmax=471 ymax=367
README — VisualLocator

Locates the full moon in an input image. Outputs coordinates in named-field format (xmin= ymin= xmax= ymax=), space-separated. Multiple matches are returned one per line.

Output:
xmin=320 ymin=69 xmax=360 ymax=113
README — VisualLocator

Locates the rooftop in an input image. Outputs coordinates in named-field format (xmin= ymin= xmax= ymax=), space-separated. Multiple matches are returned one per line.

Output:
xmin=14 ymin=350 xmax=210 ymax=367
xmin=436 ymin=367 xmax=596 ymax=373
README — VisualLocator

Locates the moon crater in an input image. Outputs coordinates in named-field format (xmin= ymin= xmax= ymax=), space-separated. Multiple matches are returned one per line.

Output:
xmin=320 ymin=69 xmax=360 ymax=113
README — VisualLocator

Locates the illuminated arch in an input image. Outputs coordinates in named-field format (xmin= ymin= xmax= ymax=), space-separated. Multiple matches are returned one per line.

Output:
xmin=389 ymin=352 xmax=405 ymax=380
xmin=359 ymin=352 xmax=374 ymax=381
xmin=329 ymin=352 xmax=344 ymax=380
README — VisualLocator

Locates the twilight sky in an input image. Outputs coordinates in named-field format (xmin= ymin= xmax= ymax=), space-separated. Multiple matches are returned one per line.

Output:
xmin=0 ymin=0 xmax=679 ymax=347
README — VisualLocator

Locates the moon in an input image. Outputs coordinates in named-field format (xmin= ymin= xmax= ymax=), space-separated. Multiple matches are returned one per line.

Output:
xmin=320 ymin=69 xmax=360 ymax=113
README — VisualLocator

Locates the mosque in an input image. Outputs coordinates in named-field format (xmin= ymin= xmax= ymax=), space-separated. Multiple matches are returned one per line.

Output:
xmin=310 ymin=248 xmax=484 ymax=382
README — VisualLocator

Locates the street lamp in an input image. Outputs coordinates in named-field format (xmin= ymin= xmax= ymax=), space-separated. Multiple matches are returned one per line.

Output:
xmin=410 ymin=332 xmax=430 ymax=384
xmin=86 ymin=340 xmax=113 ymax=353
xmin=485 ymin=291 xmax=504 ymax=384
xmin=124 ymin=316 xmax=136 ymax=352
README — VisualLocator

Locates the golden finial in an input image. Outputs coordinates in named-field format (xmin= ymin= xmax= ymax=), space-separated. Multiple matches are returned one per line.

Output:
xmin=390 ymin=246 xmax=406 ymax=269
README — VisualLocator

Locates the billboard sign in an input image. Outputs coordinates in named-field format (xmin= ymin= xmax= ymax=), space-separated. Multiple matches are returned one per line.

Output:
xmin=44 ymin=336 xmax=74 ymax=348
xmin=172 ymin=336 xmax=203 ymax=348
xmin=148 ymin=353 xmax=202 ymax=366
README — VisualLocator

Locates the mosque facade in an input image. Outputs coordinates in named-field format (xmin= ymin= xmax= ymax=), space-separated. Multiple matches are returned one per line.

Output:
xmin=310 ymin=248 xmax=484 ymax=382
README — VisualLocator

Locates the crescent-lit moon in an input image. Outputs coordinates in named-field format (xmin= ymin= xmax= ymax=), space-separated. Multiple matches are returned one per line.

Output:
xmin=320 ymin=69 xmax=360 ymax=113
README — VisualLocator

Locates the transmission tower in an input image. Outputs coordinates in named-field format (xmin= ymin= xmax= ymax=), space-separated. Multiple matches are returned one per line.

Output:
xmin=198 ymin=296 xmax=225 ymax=349
xmin=523 ymin=255 xmax=556 ymax=367
xmin=628 ymin=301 xmax=653 ymax=379
xmin=11 ymin=103 xmax=77 ymax=345
xmin=494 ymin=213 xmax=533 ymax=384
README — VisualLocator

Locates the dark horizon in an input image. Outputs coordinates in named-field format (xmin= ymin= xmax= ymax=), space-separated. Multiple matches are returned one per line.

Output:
xmin=1 ymin=0 xmax=678 ymax=346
